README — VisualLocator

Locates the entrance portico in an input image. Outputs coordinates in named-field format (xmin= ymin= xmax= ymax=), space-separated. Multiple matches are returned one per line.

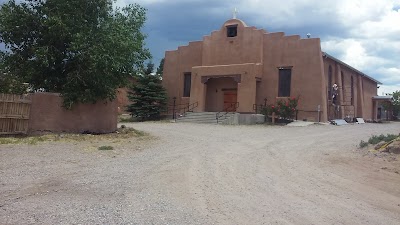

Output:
xmin=372 ymin=96 xmax=393 ymax=121
xmin=190 ymin=63 xmax=262 ymax=113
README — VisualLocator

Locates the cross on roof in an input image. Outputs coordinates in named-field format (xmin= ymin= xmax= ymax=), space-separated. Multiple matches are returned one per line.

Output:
xmin=233 ymin=8 xmax=238 ymax=19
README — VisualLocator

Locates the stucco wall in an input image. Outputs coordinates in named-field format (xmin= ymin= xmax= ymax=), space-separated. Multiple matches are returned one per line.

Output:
xmin=117 ymin=88 xmax=129 ymax=114
xmin=323 ymin=57 xmax=378 ymax=120
xmin=163 ymin=41 xmax=203 ymax=106
xmin=362 ymin=78 xmax=378 ymax=120
xmin=116 ymin=78 xmax=137 ymax=114
xmin=192 ymin=63 xmax=260 ymax=113
xmin=28 ymin=93 xmax=117 ymax=134
xmin=262 ymin=33 xmax=326 ymax=122
xmin=202 ymin=19 xmax=264 ymax=66
xmin=324 ymin=59 xmax=350 ymax=117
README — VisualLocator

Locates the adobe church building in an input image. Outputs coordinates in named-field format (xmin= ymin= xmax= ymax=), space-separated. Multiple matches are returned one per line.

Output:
xmin=162 ymin=17 xmax=384 ymax=122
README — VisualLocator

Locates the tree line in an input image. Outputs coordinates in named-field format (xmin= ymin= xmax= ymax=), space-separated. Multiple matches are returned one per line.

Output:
xmin=0 ymin=0 xmax=167 ymax=120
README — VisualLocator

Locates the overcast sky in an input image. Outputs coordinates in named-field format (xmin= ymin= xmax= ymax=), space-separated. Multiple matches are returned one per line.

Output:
xmin=1 ymin=0 xmax=399 ymax=95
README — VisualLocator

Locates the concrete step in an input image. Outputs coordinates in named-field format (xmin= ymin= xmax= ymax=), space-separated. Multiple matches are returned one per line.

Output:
xmin=176 ymin=112 xmax=235 ymax=124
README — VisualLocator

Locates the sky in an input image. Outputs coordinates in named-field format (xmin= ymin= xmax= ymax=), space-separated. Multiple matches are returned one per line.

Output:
xmin=1 ymin=0 xmax=399 ymax=95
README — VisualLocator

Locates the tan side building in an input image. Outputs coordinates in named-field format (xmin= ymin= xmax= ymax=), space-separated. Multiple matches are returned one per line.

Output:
xmin=162 ymin=18 xmax=383 ymax=122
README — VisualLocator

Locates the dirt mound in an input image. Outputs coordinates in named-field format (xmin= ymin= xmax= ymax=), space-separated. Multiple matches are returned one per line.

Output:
xmin=377 ymin=138 xmax=400 ymax=154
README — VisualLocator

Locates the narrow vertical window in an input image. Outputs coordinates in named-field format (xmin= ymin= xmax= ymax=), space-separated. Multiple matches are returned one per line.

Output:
xmin=278 ymin=68 xmax=292 ymax=97
xmin=183 ymin=72 xmax=191 ymax=97
xmin=351 ymin=76 xmax=354 ymax=105
xmin=227 ymin=25 xmax=238 ymax=37
xmin=341 ymin=71 xmax=344 ymax=90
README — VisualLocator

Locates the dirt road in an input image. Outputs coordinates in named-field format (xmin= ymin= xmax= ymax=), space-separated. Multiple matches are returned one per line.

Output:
xmin=1 ymin=122 xmax=400 ymax=224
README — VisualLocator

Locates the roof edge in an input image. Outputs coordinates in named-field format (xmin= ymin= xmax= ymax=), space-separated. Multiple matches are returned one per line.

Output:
xmin=372 ymin=96 xmax=393 ymax=101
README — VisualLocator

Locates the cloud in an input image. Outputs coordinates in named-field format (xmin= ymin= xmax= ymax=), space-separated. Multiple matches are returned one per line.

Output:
xmin=377 ymin=67 xmax=400 ymax=84
xmin=379 ymin=85 xmax=400 ymax=96
xmin=238 ymin=0 xmax=337 ymax=28
xmin=321 ymin=39 xmax=390 ymax=69
xmin=1 ymin=0 xmax=400 ymax=93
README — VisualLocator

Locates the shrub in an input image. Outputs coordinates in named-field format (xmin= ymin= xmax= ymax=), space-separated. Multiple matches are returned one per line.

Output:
xmin=383 ymin=134 xmax=398 ymax=142
xmin=368 ymin=134 xmax=399 ymax=145
xmin=260 ymin=104 xmax=275 ymax=116
xmin=98 ymin=146 xmax=114 ymax=150
xmin=359 ymin=140 xmax=368 ymax=148
xmin=268 ymin=97 xmax=299 ymax=120
xmin=368 ymin=135 xmax=384 ymax=145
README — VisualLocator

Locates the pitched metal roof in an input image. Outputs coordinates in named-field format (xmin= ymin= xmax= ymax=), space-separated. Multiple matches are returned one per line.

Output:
xmin=372 ymin=96 xmax=393 ymax=101
xmin=322 ymin=52 xmax=382 ymax=84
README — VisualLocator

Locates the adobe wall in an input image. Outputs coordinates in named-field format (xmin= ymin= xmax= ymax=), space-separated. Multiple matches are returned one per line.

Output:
xmin=324 ymin=59 xmax=356 ymax=118
xmin=202 ymin=19 xmax=264 ymax=66
xmin=116 ymin=88 xmax=129 ymax=114
xmin=362 ymin=78 xmax=378 ymax=120
xmin=261 ymin=34 xmax=326 ymax=122
xmin=192 ymin=63 xmax=261 ymax=113
xmin=323 ymin=58 xmax=378 ymax=120
xmin=337 ymin=65 xmax=357 ymax=105
xmin=163 ymin=41 xmax=203 ymax=106
xmin=28 ymin=93 xmax=118 ymax=134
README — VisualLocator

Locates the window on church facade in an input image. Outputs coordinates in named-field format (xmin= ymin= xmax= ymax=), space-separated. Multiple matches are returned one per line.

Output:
xmin=351 ymin=76 xmax=354 ymax=105
xmin=227 ymin=25 xmax=238 ymax=37
xmin=278 ymin=68 xmax=292 ymax=97
xmin=183 ymin=73 xmax=191 ymax=97
xmin=328 ymin=65 xmax=333 ymax=100
xmin=341 ymin=71 xmax=344 ymax=90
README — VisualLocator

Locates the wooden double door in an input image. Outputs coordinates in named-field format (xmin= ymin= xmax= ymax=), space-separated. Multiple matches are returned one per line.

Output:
xmin=223 ymin=90 xmax=237 ymax=112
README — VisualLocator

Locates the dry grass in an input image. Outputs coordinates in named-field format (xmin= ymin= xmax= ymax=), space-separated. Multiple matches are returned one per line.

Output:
xmin=98 ymin=145 xmax=114 ymax=150
xmin=0 ymin=127 xmax=149 ymax=145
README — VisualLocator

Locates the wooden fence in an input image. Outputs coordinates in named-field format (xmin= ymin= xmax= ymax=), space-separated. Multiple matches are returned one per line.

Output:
xmin=0 ymin=94 xmax=32 ymax=135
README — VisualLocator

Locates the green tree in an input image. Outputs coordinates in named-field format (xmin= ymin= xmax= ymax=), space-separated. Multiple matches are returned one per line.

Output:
xmin=0 ymin=51 xmax=26 ymax=94
xmin=127 ymin=62 xmax=167 ymax=121
xmin=0 ymin=0 xmax=150 ymax=107
xmin=0 ymin=72 xmax=27 ymax=94
xmin=156 ymin=58 xmax=164 ymax=76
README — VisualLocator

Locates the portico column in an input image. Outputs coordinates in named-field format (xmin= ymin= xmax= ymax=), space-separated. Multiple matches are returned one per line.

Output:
xmin=237 ymin=71 xmax=257 ymax=113
xmin=191 ymin=71 xmax=207 ymax=112
xmin=373 ymin=100 xmax=377 ymax=120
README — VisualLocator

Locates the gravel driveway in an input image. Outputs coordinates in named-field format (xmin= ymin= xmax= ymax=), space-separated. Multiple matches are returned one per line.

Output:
xmin=1 ymin=122 xmax=400 ymax=225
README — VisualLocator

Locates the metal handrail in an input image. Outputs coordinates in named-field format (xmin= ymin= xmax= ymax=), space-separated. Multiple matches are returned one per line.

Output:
xmin=165 ymin=103 xmax=194 ymax=112
xmin=166 ymin=102 xmax=191 ymax=109
xmin=189 ymin=102 xmax=198 ymax=112
xmin=253 ymin=104 xmax=265 ymax=114
xmin=164 ymin=101 xmax=199 ymax=120
xmin=216 ymin=102 xmax=239 ymax=123
xmin=183 ymin=102 xmax=199 ymax=115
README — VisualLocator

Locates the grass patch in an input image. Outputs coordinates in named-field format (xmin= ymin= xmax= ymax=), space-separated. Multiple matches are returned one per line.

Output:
xmin=98 ymin=145 xmax=114 ymax=150
xmin=119 ymin=117 xmax=137 ymax=123
xmin=383 ymin=134 xmax=398 ymax=142
xmin=115 ymin=126 xmax=148 ymax=137
xmin=359 ymin=140 xmax=369 ymax=148
xmin=0 ymin=126 xmax=148 ymax=145
xmin=368 ymin=134 xmax=398 ymax=145
xmin=0 ymin=135 xmax=52 ymax=145
xmin=359 ymin=133 xmax=399 ymax=149
xmin=131 ymin=128 xmax=146 ymax=136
